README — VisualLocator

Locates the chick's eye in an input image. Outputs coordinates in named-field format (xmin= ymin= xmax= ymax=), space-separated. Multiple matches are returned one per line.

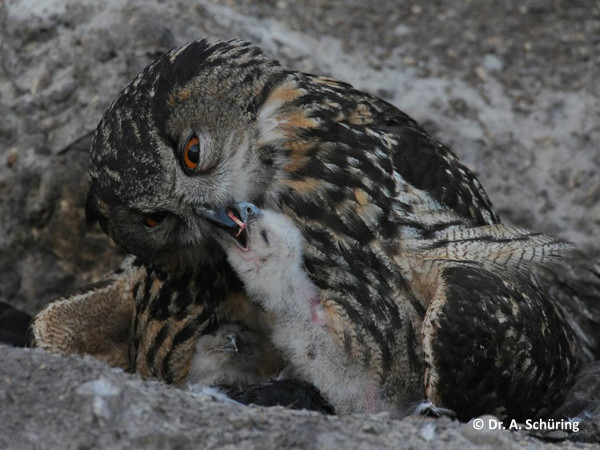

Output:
xmin=183 ymin=135 xmax=200 ymax=170
xmin=260 ymin=229 xmax=270 ymax=244
xmin=144 ymin=211 xmax=168 ymax=228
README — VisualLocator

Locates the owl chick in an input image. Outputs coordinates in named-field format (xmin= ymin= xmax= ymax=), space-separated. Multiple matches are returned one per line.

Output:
xmin=186 ymin=322 xmax=278 ymax=387
xmin=186 ymin=319 xmax=335 ymax=414
xmin=204 ymin=202 xmax=385 ymax=414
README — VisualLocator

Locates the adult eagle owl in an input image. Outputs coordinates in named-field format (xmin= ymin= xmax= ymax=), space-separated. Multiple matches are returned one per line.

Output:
xmin=32 ymin=38 xmax=600 ymax=421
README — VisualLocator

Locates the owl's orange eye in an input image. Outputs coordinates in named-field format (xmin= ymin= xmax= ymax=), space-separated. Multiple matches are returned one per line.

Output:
xmin=144 ymin=211 xmax=167 ymax=228
xmin=183 ymin=135 xmax=200 ymax=170
xmin=145 ymin=216 xmax=159 ymax=227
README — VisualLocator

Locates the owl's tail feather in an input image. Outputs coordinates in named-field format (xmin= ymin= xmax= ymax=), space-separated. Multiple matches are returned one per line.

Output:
xmin=536 ymin=252 xmax=600 ymax=361
xmin=0 ymin=302 xmax=32 ymax=347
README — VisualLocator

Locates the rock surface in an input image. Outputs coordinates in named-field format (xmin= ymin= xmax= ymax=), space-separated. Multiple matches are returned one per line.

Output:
xmin=1 ymin=345 xmax=595 ymax=449
xmin=1 ymin=0 xmax=599 ymax=447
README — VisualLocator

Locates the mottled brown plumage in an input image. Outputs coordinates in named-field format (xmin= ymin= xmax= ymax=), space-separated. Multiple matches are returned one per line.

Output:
xmin=30 ymin=38 xmax=600 ymax=419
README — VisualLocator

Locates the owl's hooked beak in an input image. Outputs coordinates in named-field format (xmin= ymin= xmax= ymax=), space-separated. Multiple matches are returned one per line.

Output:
xmin=193 ymin=204 xmax=239 ymax=230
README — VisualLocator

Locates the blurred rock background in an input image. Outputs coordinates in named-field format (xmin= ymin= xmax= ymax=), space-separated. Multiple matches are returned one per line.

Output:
xmin=0 ymin=0 xmax=599 ymax=447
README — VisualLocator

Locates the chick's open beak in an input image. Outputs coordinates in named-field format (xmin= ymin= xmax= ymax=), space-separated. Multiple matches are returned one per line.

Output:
xmin=194 ymin=202 xmax=262 ymax=251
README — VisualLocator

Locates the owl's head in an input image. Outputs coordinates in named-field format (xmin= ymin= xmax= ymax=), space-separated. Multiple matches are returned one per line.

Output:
xmin=85 ymin=38 xmax=289 ymax=267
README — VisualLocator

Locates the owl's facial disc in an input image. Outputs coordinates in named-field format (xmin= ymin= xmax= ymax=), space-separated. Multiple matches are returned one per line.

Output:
xmin=86 ymin=39 xmax=287 ymax=267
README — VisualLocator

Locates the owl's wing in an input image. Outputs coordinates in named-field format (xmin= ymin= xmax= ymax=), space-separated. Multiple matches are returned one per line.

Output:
xmin=28 ymin=257 xmax=141 ymax=369
xmin=303 ymin=75 xmax=499 ymax=229
xmin=534 ymin=254 xmax=600 ymax=361
xmin=422 ymin=263 xmax=584 ymax=421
